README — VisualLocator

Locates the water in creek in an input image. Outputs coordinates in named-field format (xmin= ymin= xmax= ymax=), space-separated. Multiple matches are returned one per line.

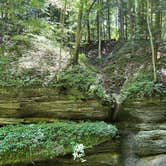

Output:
xmin=120 ymin=131 xmax=138 ymax=166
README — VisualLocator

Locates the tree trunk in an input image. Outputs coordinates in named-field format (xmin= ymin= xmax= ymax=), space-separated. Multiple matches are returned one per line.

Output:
xmin=107 ymin=0 xmax=111 ymax=40
xmin=118 ymin=0 xmax=125 ymax=40
xmin=59 ymin=0 xmax=67 ymax=69
xmin=87 ymin=0 xmax=97 ymax=43
xmin=154 ymin=0 xmax=161 ymax=60
xmin=147 ymin=0 xmax=157 ymax=82
xmin=98 ymin=0 xmax=102 ymax=59
xmin=72 ymin=0 xmax=84 ymax=65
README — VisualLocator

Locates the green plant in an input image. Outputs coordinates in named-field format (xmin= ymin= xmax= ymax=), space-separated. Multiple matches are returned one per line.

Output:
xmin=0 ymin=121 xmax=117 ymax=165
xmin=153 ymin=83 xmax=166 ymax=95
xmin=52 ymin=65 xmax=112 ymax=102
xmin=117 ymin=72 xmax=164 ymax=103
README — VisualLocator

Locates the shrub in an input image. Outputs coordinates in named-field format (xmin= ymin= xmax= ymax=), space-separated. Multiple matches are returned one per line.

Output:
xmin=117 ymin=72 xmax=165 ymax=103
xmin=52 ymin=65 xmax=112 ymax=102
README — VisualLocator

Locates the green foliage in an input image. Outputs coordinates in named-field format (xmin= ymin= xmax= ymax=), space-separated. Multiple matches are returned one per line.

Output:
xmin=0 ymin=0 xmax=49 ymax=58
xmin=12 ymin=35 xmax=31 ymax=47
xmin=0 ymin=56 xmax=43 ymax=87
xmin=153 ymin=83 xmax=166 ymax=95
xmin=0 ymin=121 xmax=117 ymax=165
xmin=0 ymin=61 xmax=112 ymax=103
xmin=0 ymin=56 xmax=13 ymax=86
xmin=53 ymin=65 xmax=96 ymax=90
xmin=21 ymin=18 xmax=49 ymax=34
xmin=52 ymin=65 xmax=112 ymax=102
xmin=118 ymin=72 xmax=166 ymax=103
xmin=119 ymin=80 xmax=154 ymax=103
xmin=0 ymin=56 xmax=11 ymax=65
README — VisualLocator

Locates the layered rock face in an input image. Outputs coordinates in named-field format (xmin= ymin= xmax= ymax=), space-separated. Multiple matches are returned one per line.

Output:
xmin=0 ymin=88 xmax=119 ymax=166
xmin=0 ymin=87 xmax=111 ymax=124
xmin=0 ymin=87 xmax=166 ymax=166
xmin=118 ymin=98 xmax=166 ymax=166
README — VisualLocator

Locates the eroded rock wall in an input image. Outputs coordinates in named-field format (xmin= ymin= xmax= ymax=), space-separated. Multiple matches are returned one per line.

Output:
xmin=0 ymin=87 xmax=111 ymax=124
xmin=117 ymin=98 xmax=166 ymax=166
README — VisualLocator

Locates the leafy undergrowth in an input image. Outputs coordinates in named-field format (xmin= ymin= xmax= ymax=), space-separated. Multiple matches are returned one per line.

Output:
xmin=117 ymin=70 xmax=166 ymax=103
xmin=0 ymin=61 xmax=112 ymax=103
xmin=0 ymin=121 xmax=117 ymax=165
xmin=0 ymin=18 xmax=70 ymax=87
xmin=0 ymin=55 xmax=43 ymax=87
xmin=51 ymin=65 xmax=112 ymax=103
xmin=103 ymin=41 xmax=151 ymax=94
xmin=86 ymin=41 xmax=166 ymax=102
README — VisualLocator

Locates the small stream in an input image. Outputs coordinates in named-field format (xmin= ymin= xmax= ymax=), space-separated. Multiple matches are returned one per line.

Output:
xmin=120 ymin=131 xmax=138 ymax=166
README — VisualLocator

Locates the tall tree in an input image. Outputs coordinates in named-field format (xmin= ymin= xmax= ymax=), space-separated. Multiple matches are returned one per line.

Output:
xmin=154 ymin=0 xmax=162 ymax=59
xmin=86 ymin=0 xmax=97 ymax=43
xmin=72 ymin=0 xmax=84 ymax=64
xmin=146 ymin=0 xmax=157 ymax=82
xmin=98 ymin=0 xmax=102 ymax=59
xmin=106 ymin=0 xmax=111 ymax=40
xmin=59 ymin=0 xmax=68 ymax=69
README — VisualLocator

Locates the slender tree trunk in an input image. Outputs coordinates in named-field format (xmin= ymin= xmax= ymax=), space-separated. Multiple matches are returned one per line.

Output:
xmin=87 ymin=0 xmax=97 ymax=43
xmin=98 ymin=0 xmax=102 ymax=59
xmin=107 ymin=0 xmax=111 ymax=40
xmin=128 ymin=0 xmax=135 ymax=39
xmin=118 ymin=0 xmax=125 ymax=40
xmin=97 ymin=11 xmax=99 ymax=41
xmin=87 ymin=16 xmax=91 ymax=43
xmin=72 ymin=0 xmax=84 ymax=65
xmin=124 ymin=8 xmax=128 ymax=40
xmin=154 ymin=0 xmax=161 ymax=60
xmin=59 ymin=0 xmax=67 ymax=69
xmin=147 ymin=0 xmax=157 ymax=82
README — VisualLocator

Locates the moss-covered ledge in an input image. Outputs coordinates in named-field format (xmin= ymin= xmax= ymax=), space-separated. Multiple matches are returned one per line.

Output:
xmin=0 ymin=121 xmax=117 ymax=165
xmin=123 ymin=97 xmax=166 ymax=106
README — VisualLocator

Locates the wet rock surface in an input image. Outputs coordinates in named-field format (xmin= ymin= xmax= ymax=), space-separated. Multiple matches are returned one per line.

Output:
xmin=135 ymin=129 xmax=166 ymax=156
xmin=118 ymin=98 xmax=166 ymax=166
xmin=136 ymin=154 xmax=166 ymax=166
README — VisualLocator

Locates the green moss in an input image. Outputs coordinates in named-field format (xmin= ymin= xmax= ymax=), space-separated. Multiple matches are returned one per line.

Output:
xmin=0 ymin=121 xmax=117 ymax=165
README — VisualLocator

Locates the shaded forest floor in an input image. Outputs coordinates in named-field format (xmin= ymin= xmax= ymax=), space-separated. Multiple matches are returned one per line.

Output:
xmin=0 ymin=34 xmax=70 ymax=86
xmin=81 ymin=40 xmax=166 ymax=102
xmin=1 ymin=23 xmax=166 ymax=102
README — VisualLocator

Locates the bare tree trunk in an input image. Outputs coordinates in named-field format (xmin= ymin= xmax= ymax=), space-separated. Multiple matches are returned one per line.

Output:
xmin=98 ymin=0 xmax=102 ymax=59
xmin=59 ymin=0 xmax=67 ymax=70
xmin=72 ymin=0 xmax=84 ymax=65
xmin=87 ymin=0 xmax=97 ymax=43
xmin=154 ymin=0 xmax=161 ymax=60
xmin=147 ymin=0 xmax=157 ymax=82
xmin=107 ymin=0 xmax=111 ymax=40
xmin=118 ymin=0 xmax=124 ymax=40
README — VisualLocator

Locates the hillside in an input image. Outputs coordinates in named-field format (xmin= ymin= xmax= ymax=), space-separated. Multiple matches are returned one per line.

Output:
xmin=0 ymin=1 xmax=166 ymax=166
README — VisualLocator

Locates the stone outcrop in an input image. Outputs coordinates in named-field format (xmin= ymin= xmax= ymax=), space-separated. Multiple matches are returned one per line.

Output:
xmin=118 ymin=98 xmax=166 ymax=166
xmin=0 ymin=87 xmax=111 ymax=124
xmin=0 ymin=87 xmax=166 ymax=166
xmin=136 ymin=154 xmax=166 ymax=166
xmin=135 ymin=130 xmax=166 ymax=156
